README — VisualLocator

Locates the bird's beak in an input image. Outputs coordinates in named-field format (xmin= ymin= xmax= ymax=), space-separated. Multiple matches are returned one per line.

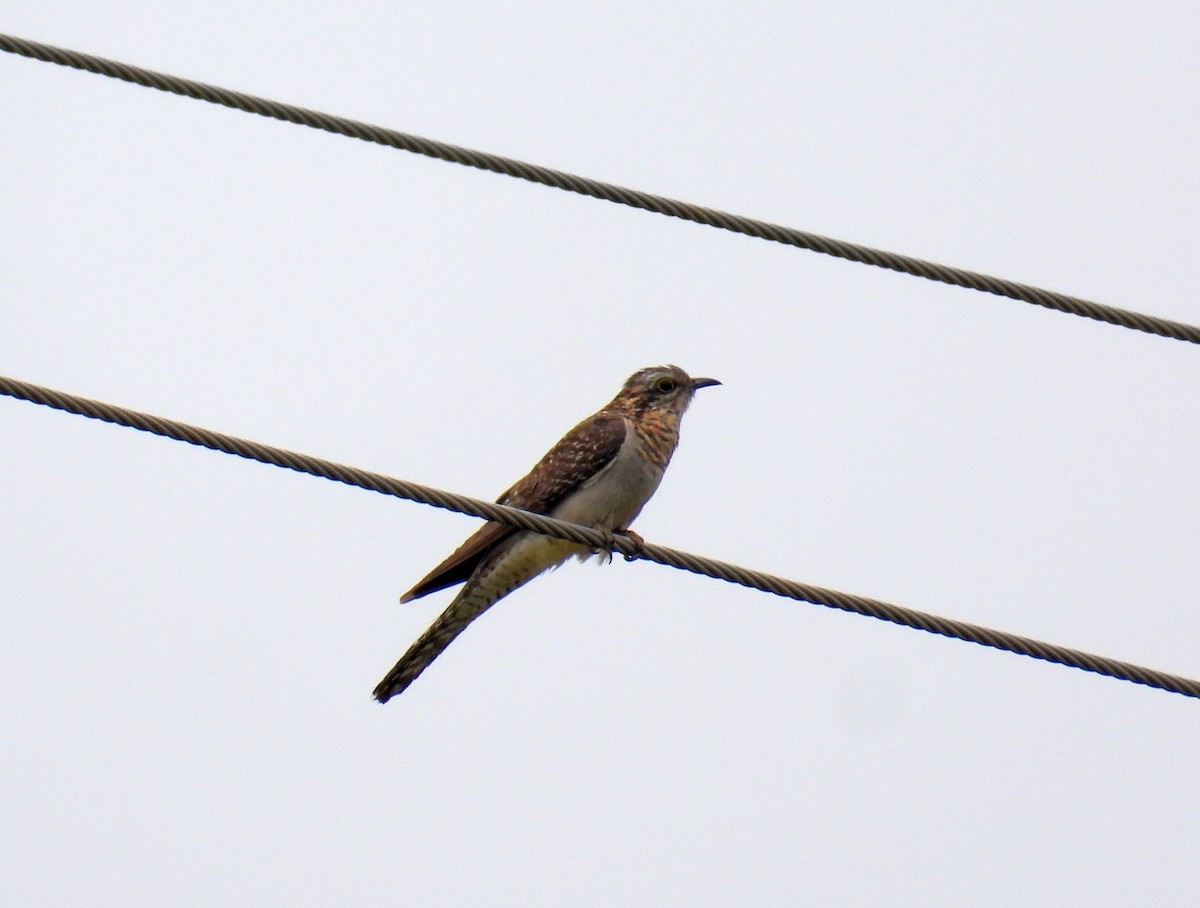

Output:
xmin=690 ymin=377 xmax=721 ymax=390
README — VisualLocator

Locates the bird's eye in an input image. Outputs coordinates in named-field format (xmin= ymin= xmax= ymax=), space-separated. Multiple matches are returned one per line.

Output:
xmin=653 ymin=377 xmax=677 ymax=394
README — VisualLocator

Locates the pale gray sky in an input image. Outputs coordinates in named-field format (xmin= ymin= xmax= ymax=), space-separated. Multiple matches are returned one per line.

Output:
xmin=4 ymin=4 xmax=1200 ymax=905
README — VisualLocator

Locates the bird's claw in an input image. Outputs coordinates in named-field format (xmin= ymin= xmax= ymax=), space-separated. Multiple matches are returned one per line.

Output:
xmin=594 ymin=528 xmax=645 ymax=563
xmin=614 ymin=528 xmax=645 ymax=562
xmin=596 ymin=529 xmax=617 ymax=564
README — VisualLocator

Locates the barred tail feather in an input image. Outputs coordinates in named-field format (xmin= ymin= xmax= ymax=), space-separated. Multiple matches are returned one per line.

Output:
xmin=372 ymin=594 xmax=492 ymax=703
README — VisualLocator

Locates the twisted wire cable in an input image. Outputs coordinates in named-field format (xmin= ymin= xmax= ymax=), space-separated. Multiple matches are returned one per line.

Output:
xmin=4 ymin=372 xmax=1197 ymax=700
xmin=2 ymin=32 xmax=1198 ymax=345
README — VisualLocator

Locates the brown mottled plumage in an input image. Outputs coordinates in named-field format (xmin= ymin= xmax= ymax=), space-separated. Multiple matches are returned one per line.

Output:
xmin=373 ymin=365 xmax=719 ymax=703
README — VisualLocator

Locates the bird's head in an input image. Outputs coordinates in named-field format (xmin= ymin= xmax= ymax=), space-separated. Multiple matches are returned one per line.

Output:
xmin=610 ymin=364 xmax=721 ymax=417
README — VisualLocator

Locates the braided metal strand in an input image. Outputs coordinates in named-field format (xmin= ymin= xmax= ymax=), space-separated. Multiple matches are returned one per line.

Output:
xmin=4 ymin=372 xmax=1198 ymax=700
xmin=2 ymin=32 xmax=1198 ymax=345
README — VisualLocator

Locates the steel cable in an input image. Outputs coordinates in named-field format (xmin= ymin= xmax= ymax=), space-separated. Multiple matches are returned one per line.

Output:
xmin=2 ymin=31 xmax=1198 ymax=345
xmin=3 ymin=372 xmax=1198 ymax=701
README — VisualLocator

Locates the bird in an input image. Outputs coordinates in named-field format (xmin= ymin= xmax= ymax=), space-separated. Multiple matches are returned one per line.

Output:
xmin=372 ymin=365 xmax=720 ymax=702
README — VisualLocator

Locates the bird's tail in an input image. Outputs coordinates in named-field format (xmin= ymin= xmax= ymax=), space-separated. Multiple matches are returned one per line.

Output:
xmin=372 ymin=593 xmax=492 ymax=703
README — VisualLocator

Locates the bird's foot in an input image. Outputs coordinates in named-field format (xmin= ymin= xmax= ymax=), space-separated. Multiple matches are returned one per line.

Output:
xmin=614 ymin=527 xmax=645 ymax=562
xmin=595 ymin=529 xmax=618 ymax=564
xmin=594 ymin=528 xmax=645 ymax=563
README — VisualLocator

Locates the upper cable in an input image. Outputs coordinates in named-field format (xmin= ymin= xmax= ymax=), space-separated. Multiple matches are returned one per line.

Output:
xmin=1 ymin=31 xmax=1197 ymax=344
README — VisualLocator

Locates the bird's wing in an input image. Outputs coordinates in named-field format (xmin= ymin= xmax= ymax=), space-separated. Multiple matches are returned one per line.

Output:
xmin=499 ymin=412 xmax=628 ymax=511
xmin=398 ymin=520 xmax=514 ymax=603
xmin=399 ymin=412 xmax=628 ymax=603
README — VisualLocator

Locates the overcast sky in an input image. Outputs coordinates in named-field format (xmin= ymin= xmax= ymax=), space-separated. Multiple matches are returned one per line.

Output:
xmin=4 ymin=4 xmax=1199 ymax=905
